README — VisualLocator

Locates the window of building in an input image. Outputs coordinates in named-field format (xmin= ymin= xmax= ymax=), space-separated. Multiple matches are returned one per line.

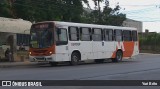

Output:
xmin=68 ymin=27 xmax=79 ymax=41
xmin=104 ymin=29 xmax=113 ymax=41
xmin=92 ymin=28 xmax=102 ymax=41
xmin=132 ymin=31 xmax=138 ymax=41
xmin=80 ymin=27 xmax=91 ymax=41
xmin=114 ymin=29 xmax=122 ymax=41
xmin=123 ymin=30 xmax=132 ymax=41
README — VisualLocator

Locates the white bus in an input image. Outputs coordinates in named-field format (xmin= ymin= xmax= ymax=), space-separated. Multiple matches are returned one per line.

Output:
xmin=29 ymin=21 xmax=139 ymax=66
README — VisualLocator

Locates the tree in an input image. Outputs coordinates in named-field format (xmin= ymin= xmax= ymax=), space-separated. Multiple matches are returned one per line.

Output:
xmin=12 ymin=0 xmax=86 ymax=22
xmin=60 ymin=0 xmax=83 ymax=22
xmin=0 ymin=0 xmax=13 ymax=18
xmin=13 ymin=0 xmax=34 ymax=21
xmin=102 ymin=4 xmax=126 ymax=26
xmin=1 ymin=0 xmax=125 ymax=26
xmin=92 ymin=0 xmax=104 ymax=21
xmin=88 ymin=0 xmax=126 ymax=26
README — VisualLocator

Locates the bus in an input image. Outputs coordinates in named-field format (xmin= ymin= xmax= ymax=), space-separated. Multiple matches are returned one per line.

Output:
xmin=29 ymin=21 xmax=139 ymax=66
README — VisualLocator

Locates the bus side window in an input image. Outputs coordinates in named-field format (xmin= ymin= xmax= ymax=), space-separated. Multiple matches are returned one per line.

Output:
xmin=104 ymin=29 xmax=113 ymax=41
xmin=80 ymin=27 xmax=91 ymax=41
xmin=56 ymin=28 xmax=68 ymax=45
xmin=92 ymin=28 xmax=103 ymax=41
xmin=123 ymin=30 xmax=132 ymax=41
xmin=68 ymin=27 xmax=79 ymax=41
xmin=110 ymin=29 xmax=114 ymax=41
xmin=132 ymin=31 xmax=138 ymax=41
xmin=114 ymin=29 xmax=122 ymax=41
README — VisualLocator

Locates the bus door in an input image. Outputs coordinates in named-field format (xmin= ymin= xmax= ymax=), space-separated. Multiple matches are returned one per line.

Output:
xmin=55 ymin=28 xmax=69 ymax=61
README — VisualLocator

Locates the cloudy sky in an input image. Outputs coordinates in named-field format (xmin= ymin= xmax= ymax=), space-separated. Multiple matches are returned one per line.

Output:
xmin=86 ymin=0 xmax=160 ymax=32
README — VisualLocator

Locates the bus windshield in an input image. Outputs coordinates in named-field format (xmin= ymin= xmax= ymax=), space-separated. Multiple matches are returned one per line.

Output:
xmin=30 ymin=28 xmax=53 ymax=48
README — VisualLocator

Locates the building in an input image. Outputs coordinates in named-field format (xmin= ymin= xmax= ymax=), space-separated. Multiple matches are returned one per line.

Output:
xmin=122 ymin=18 xmax=143 ymax=33
xmin=0 ymin=17 xmax=32 ymax=62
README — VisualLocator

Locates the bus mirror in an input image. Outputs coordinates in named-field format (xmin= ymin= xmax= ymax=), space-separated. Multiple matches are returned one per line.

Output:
xmin=57 ymin=29 xmax=61 ymax=34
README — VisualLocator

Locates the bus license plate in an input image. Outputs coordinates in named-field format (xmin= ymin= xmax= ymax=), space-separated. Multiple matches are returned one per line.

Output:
xmin=36 ymin=57 xmax=45 ymax=61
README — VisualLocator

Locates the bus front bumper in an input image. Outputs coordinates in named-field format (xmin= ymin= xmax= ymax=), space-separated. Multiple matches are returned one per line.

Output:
xmin=29 ymin=54 xmax=56 ymax=62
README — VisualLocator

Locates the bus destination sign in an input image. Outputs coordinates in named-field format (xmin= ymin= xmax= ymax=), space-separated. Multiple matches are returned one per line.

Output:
xmin=32 ymin=23 xmax=53 ymax=29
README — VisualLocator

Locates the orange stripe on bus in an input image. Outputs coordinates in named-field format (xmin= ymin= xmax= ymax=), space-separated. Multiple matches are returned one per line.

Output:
xmin=111 ymin=42 xmax=135 ymax=58
xmin=123 ymin=42 xmax=134 ymax=57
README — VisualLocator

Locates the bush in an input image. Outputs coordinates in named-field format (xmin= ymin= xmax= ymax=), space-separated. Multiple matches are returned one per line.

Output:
xmin=139 ymin=33 xmax=160 ymax=52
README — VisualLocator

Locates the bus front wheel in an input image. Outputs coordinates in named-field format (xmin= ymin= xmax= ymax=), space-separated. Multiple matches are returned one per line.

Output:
xmin=70 ymin=52 xmax=80 ymax=66
xmin=112 ymin=50 xmax=123 ymax=62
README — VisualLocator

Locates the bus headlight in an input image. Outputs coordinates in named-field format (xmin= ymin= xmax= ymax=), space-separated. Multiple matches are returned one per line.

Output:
xmin=49 ymin=51 xmax=52 ymax=54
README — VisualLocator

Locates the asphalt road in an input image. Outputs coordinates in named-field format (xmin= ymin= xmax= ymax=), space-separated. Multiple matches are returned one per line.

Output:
xmin=0 ymin=53 xmax=160 ymax=89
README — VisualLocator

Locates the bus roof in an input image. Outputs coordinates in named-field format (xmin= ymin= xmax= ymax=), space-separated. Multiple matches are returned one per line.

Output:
xmin=34 ymin=21 xmax=137 ymax=31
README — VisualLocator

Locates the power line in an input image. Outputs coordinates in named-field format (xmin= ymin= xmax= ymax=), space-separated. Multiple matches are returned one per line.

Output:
xmin=119 ymin=4 xmax=160 ymax=7
xmin=120 ymin=6 xmax=160 ymax=21
xmin=128 ymin=16 xmax=160 ymax=19
xmin=142 ymin=20 xmax=160 ymax=22
xmin=121 ymin=7 xmax=156 ymax=14
xmin=127 ymin=16 xmax=160 ymax=22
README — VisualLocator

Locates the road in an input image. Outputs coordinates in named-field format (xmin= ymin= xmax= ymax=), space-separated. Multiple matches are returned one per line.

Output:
xmin=0 ymin=54 xmax=160 ymax=89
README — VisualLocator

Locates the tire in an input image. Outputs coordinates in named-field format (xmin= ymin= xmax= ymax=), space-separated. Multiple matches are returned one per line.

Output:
xmin=94 ymin=59 xmax=105 ymax=63
xmin=112 ymin=51 xmax=123 ymax=62
xmin=49 ymin=62 xmax=58 ymax=66
xmin=70 ymin=52 xmax=80 ymax=66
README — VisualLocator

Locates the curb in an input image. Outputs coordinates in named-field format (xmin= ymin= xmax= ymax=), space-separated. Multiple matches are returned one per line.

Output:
xmin=0 ymin=61 xmax=37 ymax=68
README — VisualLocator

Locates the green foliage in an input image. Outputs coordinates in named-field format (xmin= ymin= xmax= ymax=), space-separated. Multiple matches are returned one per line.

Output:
xmin=0 ymin=0 xmax=126 ymax=26
xmin=82 ymin=0 xmax=126 ymax=26
xmin=12 ymin=0 xmax=84 ymax=22
xmin=0 ymin=0 xmax=13 ymax=17
xmin=139 ymin=33 xmax=160 ymax=51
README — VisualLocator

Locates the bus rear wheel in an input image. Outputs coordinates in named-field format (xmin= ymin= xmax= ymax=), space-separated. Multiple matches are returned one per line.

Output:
xmin=112 ymin=50 xmax=123 ymax=62
xmin=70 ymin=52 xmax=80 ymax=66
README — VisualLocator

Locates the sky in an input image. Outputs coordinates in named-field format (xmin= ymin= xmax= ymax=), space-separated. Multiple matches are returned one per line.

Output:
xmin=85 ymin=0 xmax=160 ymax=32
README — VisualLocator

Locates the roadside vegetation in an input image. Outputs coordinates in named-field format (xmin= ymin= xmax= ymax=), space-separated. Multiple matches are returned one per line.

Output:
xmin=0 ymin=0 xmax=126 ymax=26
xmin=139 ymin=33 xmax=160 ymax=53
